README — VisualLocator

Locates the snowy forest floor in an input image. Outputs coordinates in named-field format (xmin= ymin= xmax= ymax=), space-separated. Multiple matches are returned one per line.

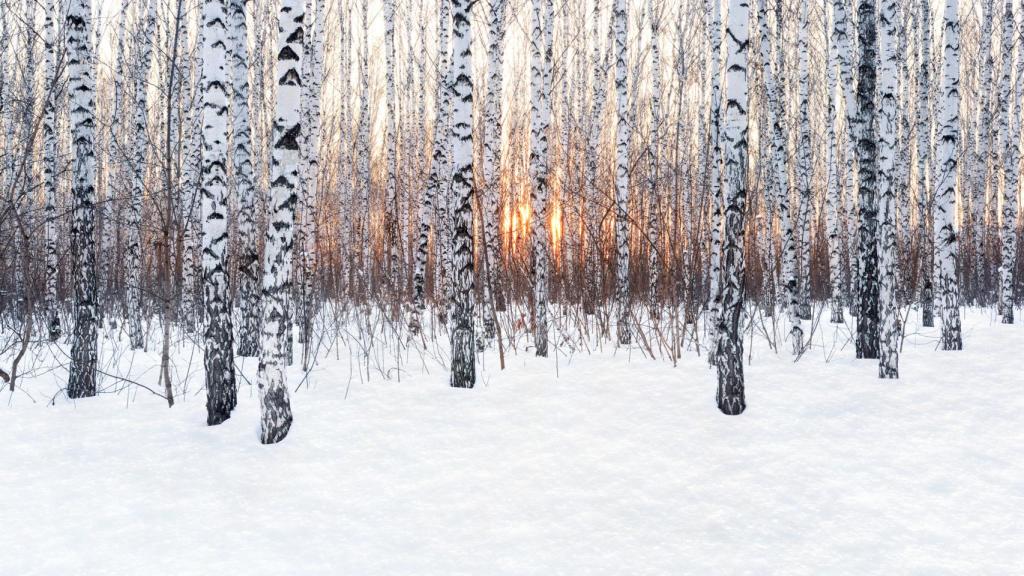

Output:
xmin=2 ymin=307 xmax=1023 ymax=575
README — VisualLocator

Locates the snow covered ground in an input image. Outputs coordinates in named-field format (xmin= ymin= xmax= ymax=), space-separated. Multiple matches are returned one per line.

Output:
xmin=2 ymin=308 xmax=1023 ymax=575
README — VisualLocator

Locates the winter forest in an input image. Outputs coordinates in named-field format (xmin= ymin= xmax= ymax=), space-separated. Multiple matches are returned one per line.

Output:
xmin=2 ymin=0 xmax=1023 ymax=571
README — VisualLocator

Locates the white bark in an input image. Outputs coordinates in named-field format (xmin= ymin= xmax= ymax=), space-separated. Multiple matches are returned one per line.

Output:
xmin=934 ymin=0 xmax=962 ymax=350
xmin=613 ymin=0 xmax=631 ymax=345
xmin=233 ymin=0 xmax=260 ymax=356
xmin=448 ymin=0 xmax=475 ymax=387
xmin=201 ymin=0 xmax=237 ymax=424
xmin=530 ymin=0 xmax=553 ymax=357
xmin=67 ymin=0 xmax=99 ymax=398
xmin=878 ymin=0 xmax=900 ymax=378
xmin=258 ymin=0 xmax=302 ymax=443
xmin=716 ymin=0 xmax=749 ymax=415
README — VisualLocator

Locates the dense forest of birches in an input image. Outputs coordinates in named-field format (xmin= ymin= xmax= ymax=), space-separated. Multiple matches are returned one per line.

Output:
xmin=0 ymin=0 xmax=1020 ymax=441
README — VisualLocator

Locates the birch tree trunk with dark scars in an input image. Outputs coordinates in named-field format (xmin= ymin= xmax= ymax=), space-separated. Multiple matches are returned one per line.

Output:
xmin=998 ymin=0 xmax=1018 ymax=325
xmin=716 ymin=0 xmax=749 ymax=416
xmin=257 ymin=0 xmax=302 ymax=443
xmin=43 ymin=0 xmax=61 ymax=341
xmin=202 ymin=0 xmax=238 ymax=425
xmin=448 ymin=0 xmax=475 ymax=388
xmin=705 ymin=0 xmax=723 ymax=350
xmin=647 ymin=0 xmax=663 ymax=308
xmin=796 ymin=0 xmax=812 ymax=321
xmin=856 ymin=0 xmax=880 ymax=360
xmin=918 ymin=0 xmax=934 ymax=327
xmin=126 ymin=0 xmax=157 ymax=351
xmin=934 ymin=0 xmax=962 ymax=350
xmin=411 ymin=0 xmax=450 ymax=326
xmin=775 ymin=0 xmax=800 ymax=355
xmin=613 ymin=0 xmax=631 ymax=346
xmin=877 ymin=0 xmax=900 ymax=378
xmin=233 ymin=0 xmax=261 ymax=356
xmin=529 ymin=0 xmax=553 ymax=357
xmin=67 ymin=0 xmax=99 ymax=399
xmin=826 ymin=5 xmax=845 ymax=325
xmin=481 ymin=0 xmax=507 ymax=340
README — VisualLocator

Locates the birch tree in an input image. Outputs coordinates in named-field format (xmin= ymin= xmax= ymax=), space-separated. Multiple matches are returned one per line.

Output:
xmin=826 ymin=2 xmax=844 ymax=324
xmin=877 ymin=0 xmax=900 ymax=378
xmin=934 ymin=0 xmax=962 ymax=350
xmin=856 ymin=0 xmax=881 ymax=360
xmin=613 ymin=0 xmax=631 ymax=345
xmin=530 ymin=0 xmax=553 ymax=356
xmin=647 ymin=0 xmax=663 ymax=307
xmin=481 ymin=0 xmax=507 ymax=340
xmin=995 ymin=0 xmax=1011 ymax=323
xmin=66 ymin=0 xmax=99 ymax=399
xmin=384 ymin=0 xmax=400 ymax=287
xmin=448 ymin=0 xmax=475 ymax=388
xmin=999 ymin=0 xmax=1020 ymax=324
xmin=412 ymin=0 xmax=450 ymax=323
xmin=202 ymin=0 xmax=237 ymax=424
xmin=257 ymin=0 xmax=302 ymax=443
xmin=43 ymin=0 xmax=61 ymax=341
xmin=125 ymin=0 xmax=157 ymax=350
xmin=918 ymin=0 xmax=934 ymax=327
xmin=705 ymin=0 xmax=724 ymax=345
xmin=796 ymin=0 xmax=812 ymax=321
xmin=716 ymin=0 xmax=749 ymax=415
xmin=774 ymin=0 xmax=800 ymax=354
xmin=233 ymin=0 xmax=260 ymax=356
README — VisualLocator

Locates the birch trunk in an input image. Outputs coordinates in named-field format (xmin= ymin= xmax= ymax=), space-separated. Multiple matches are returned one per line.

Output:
xmin=66 ymin=0 xmax=99 ymax=399
xmin=856 ymin=0 xmax=881 ymax=359
xmin=257 ymin=0 xmax=302 ymax=443
xmin=934 ymin=0 xmax=962 ymax=350
xmin=233 ymin=0 xmax=261 ymax=356
xmin=613 ymin=0 xmax=631 ymax=345
xmin=448 ymin=0 xmax=475 ymax=387
xmin=716 ymin=0 xmax=749 ymax=415
xmin=877 ymin=0 xmax=901 ymax=378
xmin=530 ymin=0 xmax=553 ymax=357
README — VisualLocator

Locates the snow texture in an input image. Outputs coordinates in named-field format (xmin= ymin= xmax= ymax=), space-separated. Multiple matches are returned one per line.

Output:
xmin=2 ymin=309 xmax=1022 ymax=574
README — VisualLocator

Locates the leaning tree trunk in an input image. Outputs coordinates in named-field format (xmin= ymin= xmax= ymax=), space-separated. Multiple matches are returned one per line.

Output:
xmin=449 ymin=0 xmax=475 ymax=388
xmin=232 ymin=0 xmax=261 ymax=356
xmin=201 ymin=0 xmax=237 ymax=425
xmin=66 ymin=0 xmax=99 ymax=399
xmin=856 ymin=0 xmax=881 ymax=359
xmin=715 ymin=0 xmax=749 ymax=416
xmin=877 ymin=0 xmax=900 ymax=378
xmin=613 ymin=0 xmax=631 ymax=346
xmin=257 ymin=0 xmax=302 ymax=443
xmin=934 ymin=0 xmax=962 ymax=350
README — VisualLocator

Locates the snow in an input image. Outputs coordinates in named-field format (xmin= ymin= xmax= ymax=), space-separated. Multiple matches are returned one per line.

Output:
xmin=2 ymin=309 xmax=1023 ymax=575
